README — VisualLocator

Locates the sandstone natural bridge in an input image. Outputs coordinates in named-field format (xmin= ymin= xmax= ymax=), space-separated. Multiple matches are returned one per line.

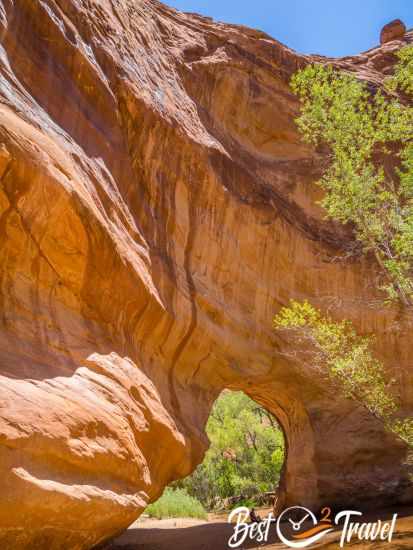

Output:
xmin=0 ymin=1 xmax=412 ymax=548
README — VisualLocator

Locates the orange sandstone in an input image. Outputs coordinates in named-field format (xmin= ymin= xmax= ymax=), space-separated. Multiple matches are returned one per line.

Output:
xmin=0 ymin=1 xmax=412 ymax=548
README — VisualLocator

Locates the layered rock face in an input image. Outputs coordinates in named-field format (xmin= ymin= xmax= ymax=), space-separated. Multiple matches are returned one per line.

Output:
xmin=0 ymin=1 xmax=412 ymax=547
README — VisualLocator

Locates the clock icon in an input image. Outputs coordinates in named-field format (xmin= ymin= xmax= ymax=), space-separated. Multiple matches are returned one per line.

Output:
xmin=276 ymin=506 xmax=333 ymax=548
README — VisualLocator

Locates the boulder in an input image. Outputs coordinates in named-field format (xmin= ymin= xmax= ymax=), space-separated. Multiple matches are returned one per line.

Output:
xmin=380 ymin=19 xmax=406 ymax=44
xmin=0 ymin=1 xmax=411 ymax=548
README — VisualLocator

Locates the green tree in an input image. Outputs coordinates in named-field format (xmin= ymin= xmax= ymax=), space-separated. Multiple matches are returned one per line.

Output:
xmin=291 ymin=47 xmax=413 ymax=305
xmin=174 ymin=391 xmax=285 ymax=509
xmin=274 ymin=300 xmax=413 ymax=446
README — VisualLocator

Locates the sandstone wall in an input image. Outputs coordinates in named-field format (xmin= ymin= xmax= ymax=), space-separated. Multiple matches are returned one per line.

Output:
xmin=0 ymin=1 xmax=412 ymax=547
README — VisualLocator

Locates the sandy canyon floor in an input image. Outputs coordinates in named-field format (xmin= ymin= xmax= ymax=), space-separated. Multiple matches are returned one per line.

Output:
xmin=104 ymin=507 xmax=413 ymax=550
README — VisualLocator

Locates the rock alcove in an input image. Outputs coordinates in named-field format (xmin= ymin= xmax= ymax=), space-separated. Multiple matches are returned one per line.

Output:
xmin=0 ymin=1 xmax=412 ymax=548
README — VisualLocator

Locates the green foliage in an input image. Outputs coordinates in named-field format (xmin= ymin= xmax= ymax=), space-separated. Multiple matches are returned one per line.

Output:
xmin=145 ymin=488 xmax=207 ymax=520
xmin=387 ymin=46 xmax=413 ymax=95
xmin=174 ymin=391 xmax=284 ymax=510
xmin=291 ymin=48 xmax=413 ymax=305
xmin=274 ymin=301 xmax=413 ymax=444
xmin=391 ymin=417 xmax=413 ymax=446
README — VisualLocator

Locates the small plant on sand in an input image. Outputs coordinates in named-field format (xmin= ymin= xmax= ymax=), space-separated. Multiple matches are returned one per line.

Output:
xmin=146 ymin=488 xmax=207 ymax=520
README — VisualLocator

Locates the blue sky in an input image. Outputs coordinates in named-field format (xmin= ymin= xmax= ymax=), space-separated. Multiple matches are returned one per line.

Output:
xmin=165 ymin=0 xmax=413 ymax=57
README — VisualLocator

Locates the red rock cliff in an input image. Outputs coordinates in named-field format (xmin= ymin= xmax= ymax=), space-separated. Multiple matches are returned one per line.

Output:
xmin=0 ymin=1 xmax=412 ymax=548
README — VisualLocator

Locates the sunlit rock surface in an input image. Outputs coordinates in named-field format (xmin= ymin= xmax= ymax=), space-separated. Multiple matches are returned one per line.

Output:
xmin=380 ymin=19 xmax=406 ymax=45
xmin=0 ymin=1 xmax=412 ymax=547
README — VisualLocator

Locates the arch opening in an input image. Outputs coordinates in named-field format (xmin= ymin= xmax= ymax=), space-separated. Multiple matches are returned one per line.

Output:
xmin=148 ymin=390 xmax=286 ymax=518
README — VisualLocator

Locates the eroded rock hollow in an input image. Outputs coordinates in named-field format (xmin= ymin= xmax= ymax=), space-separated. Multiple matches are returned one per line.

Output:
xmin=0 ymin=1 xmax=412 ymax=547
